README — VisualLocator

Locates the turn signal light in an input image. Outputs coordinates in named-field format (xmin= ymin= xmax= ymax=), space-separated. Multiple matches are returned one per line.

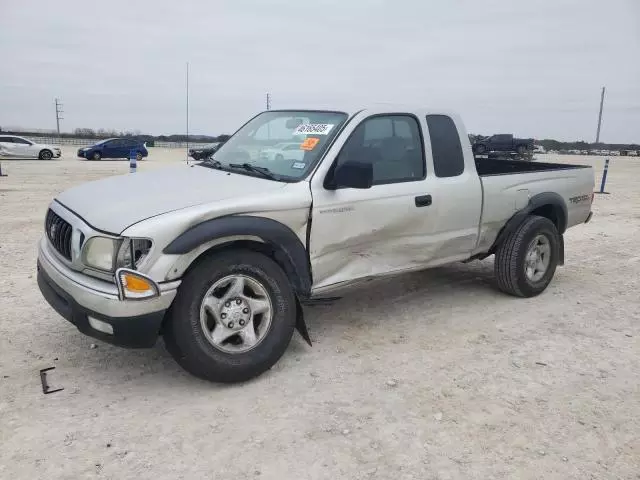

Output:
xmin=116 ymin=269 xmax=159 ymax=300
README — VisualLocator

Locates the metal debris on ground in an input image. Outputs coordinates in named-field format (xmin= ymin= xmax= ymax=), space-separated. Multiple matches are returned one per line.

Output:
xmin=39 ymin=367 xmax=64 ymax=394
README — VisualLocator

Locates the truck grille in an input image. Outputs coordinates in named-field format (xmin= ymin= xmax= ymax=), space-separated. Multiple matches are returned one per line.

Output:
xmin=45 ymin=209 xmax=73 ymax=260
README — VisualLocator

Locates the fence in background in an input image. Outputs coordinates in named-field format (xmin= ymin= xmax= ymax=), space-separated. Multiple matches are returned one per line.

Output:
xmin=26 ymin=137 xmax=209 ymax=149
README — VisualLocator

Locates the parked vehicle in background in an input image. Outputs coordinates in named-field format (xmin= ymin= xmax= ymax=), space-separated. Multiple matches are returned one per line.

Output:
xmin=473 ymin=134 xmax=534 ymax=155
xmin=37 ymin=107 xmax=594 ymax=383
xmin=188 ymin=143 xmax=220 ymax=160
xmin=627 ymin=150 xmax=638 ymax=157
xmin=0 ymin=135 xmax=61 ymax=159
xmin=77 ymin=138 xmax=148 ymax=161
xmin=259 ymin=142 xmax=305 ymax=162
xmin=533 ymin=145 xmax=546 ymax=154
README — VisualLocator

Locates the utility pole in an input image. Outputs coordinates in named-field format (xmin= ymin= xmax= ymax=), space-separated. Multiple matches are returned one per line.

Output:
xmin=595 ymin=86 xmax=605 ymax=144
xmin=186 ymin=62 xmax=190 ymax=163
xmin=54 ymin=98 xmax=63 ymax=136
xmin=266 ymin=93 xmax=271 ymax=139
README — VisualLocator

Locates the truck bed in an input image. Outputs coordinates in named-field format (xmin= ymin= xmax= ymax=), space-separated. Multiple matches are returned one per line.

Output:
xmin=473 ymin=157 xmax=594 ymax=256
xmin=475 ymin=157 xmax=590 ymax=177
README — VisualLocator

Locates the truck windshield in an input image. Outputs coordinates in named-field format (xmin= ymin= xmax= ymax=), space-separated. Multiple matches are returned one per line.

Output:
xmin=207 ymin=110 xmax=348 ymax=181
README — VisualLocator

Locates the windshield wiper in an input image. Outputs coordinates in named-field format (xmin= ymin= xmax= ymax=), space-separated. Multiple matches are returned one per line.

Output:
xmin=228 ymin=163 xmax=278 ymax=180
xmin=202 ymin=157 xmax=223 ymax=168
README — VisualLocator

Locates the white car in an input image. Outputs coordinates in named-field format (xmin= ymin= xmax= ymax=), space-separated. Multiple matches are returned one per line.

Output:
xmin=259 ymin=142 xmax=305 ymax=162
xmin=0 ymin=135 xmax=61 ymax=160
xmin=533 ymin=145 xmax=546 ymax=154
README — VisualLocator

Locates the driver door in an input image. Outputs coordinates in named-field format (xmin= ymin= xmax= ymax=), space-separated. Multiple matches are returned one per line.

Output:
xmin=308 ymin=114 xmax=439 ymax=293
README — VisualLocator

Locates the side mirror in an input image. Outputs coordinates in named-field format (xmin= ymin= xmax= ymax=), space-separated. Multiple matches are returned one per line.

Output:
xmin=331 ymin=161 xmax=373 ymax=189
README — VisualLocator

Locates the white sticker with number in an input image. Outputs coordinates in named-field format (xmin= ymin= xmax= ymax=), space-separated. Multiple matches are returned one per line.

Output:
xmin=293 ymin=123 xmax=334 ymax=136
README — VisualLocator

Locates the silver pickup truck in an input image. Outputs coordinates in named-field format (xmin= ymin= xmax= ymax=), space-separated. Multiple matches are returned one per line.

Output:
xmin=37 ymin=107 xmax=594 ymax=382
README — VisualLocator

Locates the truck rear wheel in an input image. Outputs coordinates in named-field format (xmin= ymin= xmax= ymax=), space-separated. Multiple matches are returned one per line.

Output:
xmin=164 ymin=250 xmax=296 ymax=383
xmin=494 ymin=215 xmax=560 ymax=297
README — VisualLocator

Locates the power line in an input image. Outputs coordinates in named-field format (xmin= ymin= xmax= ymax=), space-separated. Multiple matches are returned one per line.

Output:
xmin=54 ymin=98 xmax=64 ymax=136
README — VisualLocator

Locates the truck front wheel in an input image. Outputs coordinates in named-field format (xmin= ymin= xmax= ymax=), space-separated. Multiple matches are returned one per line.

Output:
xmin=164 ymin=250 xmax=297 ymax=382
xmin=494 ymin=215 xmax=560 ymax=297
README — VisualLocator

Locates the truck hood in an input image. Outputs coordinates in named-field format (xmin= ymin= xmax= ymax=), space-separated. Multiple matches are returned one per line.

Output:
xmin=55 ymin=164 xmax=288 ymax=234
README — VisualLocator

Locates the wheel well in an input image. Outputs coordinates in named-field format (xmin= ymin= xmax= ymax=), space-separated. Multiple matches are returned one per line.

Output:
xmin=40 ymin=149 xmax=52 ymax=154
xmin=182 ymin=239 xmax=309 ymax=297
xmin=530 ymin=204 xmax=566 ymax=233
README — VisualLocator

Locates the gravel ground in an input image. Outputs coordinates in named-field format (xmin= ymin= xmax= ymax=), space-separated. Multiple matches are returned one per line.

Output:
xmin=0 ymin=148 xmax=638 ymax=480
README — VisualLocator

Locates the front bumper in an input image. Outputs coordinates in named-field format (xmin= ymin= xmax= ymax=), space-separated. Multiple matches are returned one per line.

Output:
xmin=54 ymin=150 xmax=62 ymax=158
xmin=37 ymin=239 xmax=178 ymax=348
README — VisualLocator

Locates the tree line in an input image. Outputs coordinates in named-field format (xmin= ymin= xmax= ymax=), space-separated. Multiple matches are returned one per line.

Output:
xmin=0 ymin=127 xmax=230 ymax=145
xmin=1 ymin=126 xmax=637 ymax=151
xmin=469 ymin=134 xmax=639 ymax=152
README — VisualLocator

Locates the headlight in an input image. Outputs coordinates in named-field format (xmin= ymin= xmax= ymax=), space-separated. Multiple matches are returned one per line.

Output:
xmin=82 ymin=237 xmax=152 ymax=271
xmin=116 ymin=238 xmax=153 ymax=270
xmin=82 ymin=237 xmax=119 ymax=271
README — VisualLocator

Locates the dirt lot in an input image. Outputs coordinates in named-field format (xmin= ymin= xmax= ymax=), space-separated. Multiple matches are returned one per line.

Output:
xmin=0 ymin=148 xmax=638 ymax=479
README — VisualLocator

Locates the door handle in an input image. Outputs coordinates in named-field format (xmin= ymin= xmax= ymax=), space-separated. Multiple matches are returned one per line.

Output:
xmin=415 ymin=195 xmax=432 ymax=207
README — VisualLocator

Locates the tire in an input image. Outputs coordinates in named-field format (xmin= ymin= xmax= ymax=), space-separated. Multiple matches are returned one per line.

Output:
xmin=494 ymin=215 xmax=560 ymax=297
xmin=39 ymin=149 xmax=53 ymax=160
xmin=164 ymin=250 xmax=297 ymax=383
xmin=516 ymin=144 xmax=527 ymax=155
xmin=92 ymin=151 xmax=102 ymax=161
xmin=474 ymin=144 xmax=487 ymax=154
xmin=275 ymin=154 xmax=284 ymax=161
xmin=136 ymin=152 xmax=143 ymax=161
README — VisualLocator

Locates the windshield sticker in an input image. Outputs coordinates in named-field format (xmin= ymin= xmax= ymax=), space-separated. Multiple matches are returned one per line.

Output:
xmin=300 ymin=137 xmax=320 ymax=151
xmin=292 ymin=161 xmax=306 ymax=169
xmin=293 ymin=123 xmax=334 ymax=136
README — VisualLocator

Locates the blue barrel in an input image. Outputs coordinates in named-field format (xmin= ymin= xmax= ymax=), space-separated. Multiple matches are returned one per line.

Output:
xmin=599 ymin=158 xmax=609 ymax=193
xmin=129 ymin=149 xmax=137 ymax=173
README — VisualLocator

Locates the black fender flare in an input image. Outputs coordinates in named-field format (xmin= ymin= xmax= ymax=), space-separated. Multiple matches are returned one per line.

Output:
xmin=163 ymin=215 xmax=312 ymax=297
xmin=490 ymin=192 xmax=567 ymax=264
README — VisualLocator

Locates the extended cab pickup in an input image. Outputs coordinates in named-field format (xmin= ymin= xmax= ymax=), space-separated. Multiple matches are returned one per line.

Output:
xmin=37 ymin=107 xmax=594 ymax=383
xmin=473 ymin=133 xmax=534 ymax=155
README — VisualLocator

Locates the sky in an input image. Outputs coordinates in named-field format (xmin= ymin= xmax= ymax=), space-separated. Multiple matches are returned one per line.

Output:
xmin=1 ymin=0 xmax=639 ymax=143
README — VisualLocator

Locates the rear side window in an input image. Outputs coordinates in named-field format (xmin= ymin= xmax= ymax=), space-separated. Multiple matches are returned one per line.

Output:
xmin=0 ymin=137 xmax=12 ymax=142
xmin=426 ymin=115 xmax=465 ymax=177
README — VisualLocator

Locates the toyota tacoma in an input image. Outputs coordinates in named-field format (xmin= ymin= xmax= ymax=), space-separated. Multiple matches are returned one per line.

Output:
xmin=37 ymin=107 xmax=594 ymax=383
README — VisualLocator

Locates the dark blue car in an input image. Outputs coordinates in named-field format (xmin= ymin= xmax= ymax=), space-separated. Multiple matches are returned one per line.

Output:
xmin=77 ymin=138 xmax=148 ymax=161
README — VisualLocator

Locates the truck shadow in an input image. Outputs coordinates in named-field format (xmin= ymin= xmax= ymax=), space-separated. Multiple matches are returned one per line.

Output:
xmin=53 ymin=259 xmax=500 ymax=389
xmin=298 ymin=258 xmax=500 ymax=342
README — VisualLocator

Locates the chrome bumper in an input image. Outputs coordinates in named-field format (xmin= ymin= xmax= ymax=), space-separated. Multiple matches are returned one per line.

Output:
xmin=38 ymin=236 xmax=178 ymax=319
